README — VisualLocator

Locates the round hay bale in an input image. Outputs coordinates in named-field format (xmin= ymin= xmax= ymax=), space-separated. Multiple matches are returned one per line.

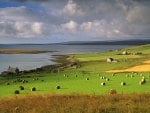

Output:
xmin=141 ymin=78 xmax=146 ymax=83
xmin=56 ymin=85 xmax=60 ymax=89
xmin=14 ymin=90 xmax=20 ymax=94
xmin=101 ymin=76 xmax=106 ymax=79
xmin=106 ymin=78 xmax=109 ymax=81
xmin=109 ymin=89 xmax=117 ymax=95
xmin=19 ymin=86 xmax=24 ymax=90
xmin=101 ymin=82 xmax=106 ymax=86
xmin=121 ymin=82 xmax=126 ymax=86
xmin=12 ymin=80 xmax=17 ymax=83
xmin=31 ymin=87 xmax=36 ymax=91
xmin=131 ymin=75 xmax=134 ymax=78
xmin=97 ymin=74 xmax=101 ymax=77
xmin=139 ymin=80 xmax=145 ymax=85
xmin=86 ymin=78 xmax=89 ymax=80
xmin=112 ymin=73 xmax=115 ymax=76
xmin=126 ymin=74 xmax=129 ymax=77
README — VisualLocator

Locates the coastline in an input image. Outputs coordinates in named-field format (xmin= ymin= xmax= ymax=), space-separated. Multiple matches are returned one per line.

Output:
xmin=0 ymin=54 xmax=80 ymax=75
xmin=0 ymin=49 xmax=55 ymax=54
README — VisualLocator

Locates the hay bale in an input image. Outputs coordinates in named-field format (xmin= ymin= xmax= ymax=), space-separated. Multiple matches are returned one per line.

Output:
xmin=56 ymin=85 xmax=60 ymax=89
xmin=139 ymin=81 xmax=145 ymax=85
xmin=141 ymin=78 xmax=146 ymax=83
xmin=106 ymin=78 xmax=109 ymax=81
xmin=97 ymin=74 xmax=101 ymax=77
xmin=121 ymin=82 xmax=126 ymax=86
xmin=86 ymin=78 xmax=89 ymax=80
xmin=31 ymin=87 xmax=36 ymax=91
xmin=112 ymin=73 xmax=115 ymax=76
xmin=109 ymin=89 xmax=117 ymax=95
xmin=22 ymin=80 xmax=26 ymax=84
xmin=131 ymin=75 xmax=134 ymax=78
xmin=19 ymin=86 xmax=24 ymax=90
xmin=101 ymin=82 xmax=106 ymax=86
xmin=101 ymin=76 xmax=106 ymax=79
xmin=14 ymin=90 xmax=20 ymax=94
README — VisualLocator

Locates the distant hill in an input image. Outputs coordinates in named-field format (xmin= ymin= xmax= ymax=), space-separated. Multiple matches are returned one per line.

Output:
xmin=60 ymin=39 xmax=150 ymax=45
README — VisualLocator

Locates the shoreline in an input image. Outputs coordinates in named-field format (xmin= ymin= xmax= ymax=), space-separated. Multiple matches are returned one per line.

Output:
xmin=0 ymin=54 xmax=80 ymax=75
xmin=0 ymin=49 xmax=56 ymax=54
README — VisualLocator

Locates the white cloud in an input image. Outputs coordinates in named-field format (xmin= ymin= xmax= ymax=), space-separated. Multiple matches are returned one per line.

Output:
xmin=61 ymin=20 xmax=78 ymax=31
xmin=63 ymin=0 xmax=76 ymax=16
xmin=0 ymin=0 xmax=150 ymax=42
xmin=0 ymin=6 xmax=48 ymax=38
xmin=62 ymin=0 xmax=83 ymax=16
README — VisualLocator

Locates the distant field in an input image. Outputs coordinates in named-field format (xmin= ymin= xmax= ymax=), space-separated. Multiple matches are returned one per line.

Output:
xmin=0 ymin=44 xmax=150 ymax=97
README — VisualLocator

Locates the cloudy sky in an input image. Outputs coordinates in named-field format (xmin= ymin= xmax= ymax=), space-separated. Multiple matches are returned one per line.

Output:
xmin=0 ymin=0 xmax=150 ymax=43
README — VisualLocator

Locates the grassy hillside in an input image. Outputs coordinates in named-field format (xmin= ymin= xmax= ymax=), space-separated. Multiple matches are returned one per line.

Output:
xmin=0 ymin=44 xmax=150 ymax=97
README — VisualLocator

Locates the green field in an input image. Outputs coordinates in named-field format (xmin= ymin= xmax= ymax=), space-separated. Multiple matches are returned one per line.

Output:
xmin=0 ymin=44 xmax=150 ymax=97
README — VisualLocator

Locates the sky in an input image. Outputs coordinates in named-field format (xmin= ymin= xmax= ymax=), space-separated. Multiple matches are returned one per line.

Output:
xmin=0 ymin=0 xmax=150 ymax=44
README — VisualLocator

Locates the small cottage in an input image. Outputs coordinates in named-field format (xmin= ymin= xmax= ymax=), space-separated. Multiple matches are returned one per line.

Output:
xmin=1 ymin=66 xmax=19 ymax=75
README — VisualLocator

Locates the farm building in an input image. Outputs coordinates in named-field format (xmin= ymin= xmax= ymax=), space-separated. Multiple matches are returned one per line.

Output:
xmin=1 ymin=66 xmax=19 ymax=75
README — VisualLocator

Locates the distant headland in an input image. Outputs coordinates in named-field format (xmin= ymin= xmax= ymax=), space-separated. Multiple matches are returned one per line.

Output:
xmin=0 ymin=49 xmax=55 ymax=54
